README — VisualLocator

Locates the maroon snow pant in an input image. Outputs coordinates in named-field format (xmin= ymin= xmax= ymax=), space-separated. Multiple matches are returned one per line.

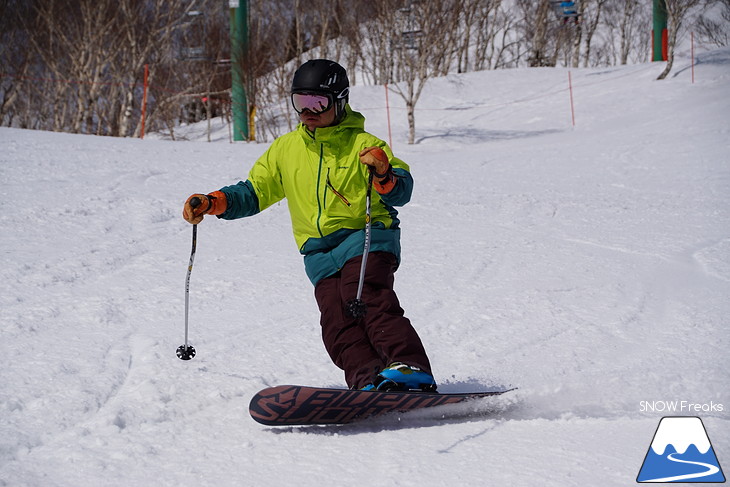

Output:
xmin=314 ymin=251 xmax=432 ymax=389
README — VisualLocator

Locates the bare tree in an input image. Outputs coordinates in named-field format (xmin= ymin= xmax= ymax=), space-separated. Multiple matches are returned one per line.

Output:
xmin=384 ymin=0 xmax=462 ymax=144
xmin=117 ymin=0 xmax=207 ymax=137
xmin=526 ymin=0 xmax=552 ymax=67
xmin=603 ymin=0 xmax=644 ymax=65
xmin=0 ymin=0 xmax=33 ymax=127
xmin=8 ymin=0 xmax=717 ymax=140
xmin=622 ymin=0 xmax=643 ymax=63
xmin=23 ymin=0 xmax=120 ymax=133
xmin=9 ymin=0 xmax=221 ymax=136
xmin=455 ymin=0 xmax=476 ymax=73
xmin=356 ymin=0 xmax=400 ymax=86
xmin=487 ymin=6 xmax=522 ymax=69
xmin=580 ymin=0 xmax=608 ymax=67
xmin=516 ymin=0 xmax=578 ymax=68
xmin=458 ymin=0 xmax=506 ymax=72
xmin=695 ymin=0 xmax=730 ymax=47
xmin=247 ymin=0 xmax=374 ymax=141
xmin=570 ymin=1 xmax=585 ymax=67
xmin=657 ymin=0 xmax=704 ymax=79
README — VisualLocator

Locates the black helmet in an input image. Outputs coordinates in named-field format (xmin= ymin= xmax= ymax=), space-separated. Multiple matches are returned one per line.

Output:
xmin=291 ymin=59 xmax=349 ymax=122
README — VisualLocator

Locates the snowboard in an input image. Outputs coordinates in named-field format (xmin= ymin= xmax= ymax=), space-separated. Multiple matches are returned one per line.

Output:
xmin=249 ymin=384 xmax=514 ymax=426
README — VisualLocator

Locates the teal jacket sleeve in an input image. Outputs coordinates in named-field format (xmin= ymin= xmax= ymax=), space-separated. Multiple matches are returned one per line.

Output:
xmin=218 ymin=180 xmax=260 ymax=219
xmin=379 ymin=167 xmax=413 ymax=208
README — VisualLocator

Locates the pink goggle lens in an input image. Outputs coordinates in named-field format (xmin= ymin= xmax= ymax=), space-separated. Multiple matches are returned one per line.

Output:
xmin=291 ymin=93 xmax=332 ymax=114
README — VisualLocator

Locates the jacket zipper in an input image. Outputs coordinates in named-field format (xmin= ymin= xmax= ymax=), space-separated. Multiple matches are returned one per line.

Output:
xmin=316 ymin=144 xmax=352 ymax=241
xmin=315 ymin=143 xmax=325 ymax=238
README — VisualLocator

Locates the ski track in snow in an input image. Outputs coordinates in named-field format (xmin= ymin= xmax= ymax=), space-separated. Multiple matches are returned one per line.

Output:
xmin=647 ymin=453 xmax=721 ymax=483
xmin=1 ymin=48 xmax=729 ymax=486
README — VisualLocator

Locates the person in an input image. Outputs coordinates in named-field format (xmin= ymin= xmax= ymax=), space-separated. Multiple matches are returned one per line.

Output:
xmin=183 ymin=59 xmax=436 ymax=392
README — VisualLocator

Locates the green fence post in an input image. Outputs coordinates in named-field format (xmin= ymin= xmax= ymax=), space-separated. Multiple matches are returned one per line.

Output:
xmin=652 ymin=0 xmax=668 ymax=61
xmin=230 ymin=0 xmax=249 ymax=140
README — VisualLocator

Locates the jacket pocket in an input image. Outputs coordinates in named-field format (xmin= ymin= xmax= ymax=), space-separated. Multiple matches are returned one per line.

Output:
xmin=326 ymin=174 xmax=351 ymax=208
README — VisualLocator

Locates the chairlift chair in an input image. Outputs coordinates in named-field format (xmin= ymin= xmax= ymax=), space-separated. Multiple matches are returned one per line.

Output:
xmin=180 ymin=9 xmax=208 ymax=61
xmin=549 ymin=0 xmax=580 ymax=24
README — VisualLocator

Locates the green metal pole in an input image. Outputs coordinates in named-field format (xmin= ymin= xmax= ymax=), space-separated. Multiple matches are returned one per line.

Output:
xmin=230 ymin=0 xmax=249 ymax=141
xmin=652 ymin=0 xmax=668 ymax=61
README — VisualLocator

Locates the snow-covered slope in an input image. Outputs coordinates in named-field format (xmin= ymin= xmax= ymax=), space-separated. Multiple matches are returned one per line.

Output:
xmin=1 ymin=49 xmax=729 ymax=487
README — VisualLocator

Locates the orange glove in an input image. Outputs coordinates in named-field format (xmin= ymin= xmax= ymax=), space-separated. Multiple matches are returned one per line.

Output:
xmin=359 ymin=146 xmax=395 ymax=194
xmin=182 ymin=191 xmax=227 ymax=224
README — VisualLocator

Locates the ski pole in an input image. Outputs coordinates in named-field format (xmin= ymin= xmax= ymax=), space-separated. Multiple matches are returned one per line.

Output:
xmin=177 ymin=196 xmax=201 ymax=360
xmin=346 ymin=172 xmax=374 ymax=318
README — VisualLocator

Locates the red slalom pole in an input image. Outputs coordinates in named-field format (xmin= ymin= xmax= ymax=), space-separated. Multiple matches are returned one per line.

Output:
xmin=568 ymin=71 xmax=576 ymax=127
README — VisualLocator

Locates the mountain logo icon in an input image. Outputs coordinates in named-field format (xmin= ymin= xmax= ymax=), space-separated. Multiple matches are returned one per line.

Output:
xmin=637 ymin=416 xmax=725 ymax=483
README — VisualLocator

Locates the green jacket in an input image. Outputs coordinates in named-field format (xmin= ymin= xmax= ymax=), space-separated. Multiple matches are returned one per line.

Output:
xmin=218 ymin=106 xmax=413 ymax=285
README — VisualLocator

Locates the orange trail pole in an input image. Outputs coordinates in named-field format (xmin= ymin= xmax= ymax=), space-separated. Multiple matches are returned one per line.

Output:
xmin=568 ymin=71 xmax=576 ymax=127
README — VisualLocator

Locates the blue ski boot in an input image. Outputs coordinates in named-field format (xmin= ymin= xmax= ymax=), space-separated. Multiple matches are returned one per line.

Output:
xmin=374 ymin=362 xmax=437 ymax=392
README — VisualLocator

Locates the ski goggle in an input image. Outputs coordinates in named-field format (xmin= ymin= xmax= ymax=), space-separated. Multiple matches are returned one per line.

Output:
xmin=291 ymin=92 xmax=333 ymax=114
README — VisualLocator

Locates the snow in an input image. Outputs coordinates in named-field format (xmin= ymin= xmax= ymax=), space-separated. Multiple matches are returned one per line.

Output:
xmin=650 ymin=417 xmax=711 ymax=455
xmin=1 ymin=49 xmax=729 ymax=486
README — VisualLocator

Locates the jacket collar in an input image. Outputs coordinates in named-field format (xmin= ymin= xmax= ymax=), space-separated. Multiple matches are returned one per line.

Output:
xmin=298 ymin=105 xmax=365 ymax=143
